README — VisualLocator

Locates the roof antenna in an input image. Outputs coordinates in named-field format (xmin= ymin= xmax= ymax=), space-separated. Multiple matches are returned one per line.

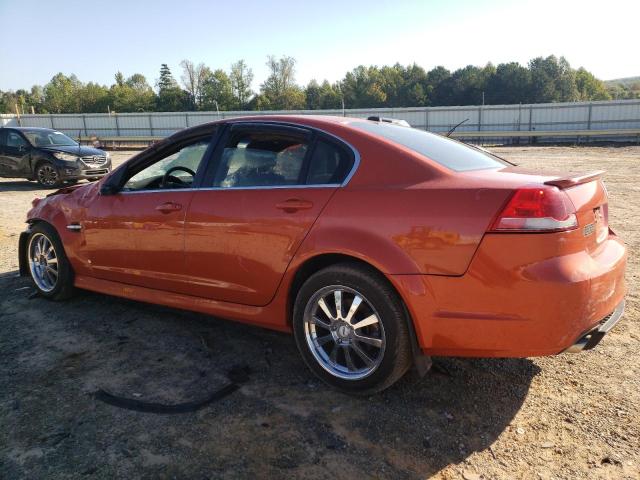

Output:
xmin=446 ymin=118 xmax=469 ymax=137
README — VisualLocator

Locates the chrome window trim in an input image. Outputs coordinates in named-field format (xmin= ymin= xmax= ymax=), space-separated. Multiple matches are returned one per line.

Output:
xmin=117 ymin=183 xmax=342 ymax=195
xmin=222 ymin=120 xmax=361 ymax=187
xmin=110 ymin=121 xmax=361 ymax=195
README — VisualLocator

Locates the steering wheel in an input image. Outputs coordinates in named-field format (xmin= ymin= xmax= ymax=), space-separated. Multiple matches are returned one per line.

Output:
xmin=161 ymin=166 xmax=196 ymax=188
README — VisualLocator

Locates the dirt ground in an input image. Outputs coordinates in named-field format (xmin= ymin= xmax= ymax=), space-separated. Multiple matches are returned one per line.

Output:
xmin=0 ymin=146 xmax=638 ymax=480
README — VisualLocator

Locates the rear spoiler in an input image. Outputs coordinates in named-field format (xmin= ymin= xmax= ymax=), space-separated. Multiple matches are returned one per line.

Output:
xmin=544 ymin=170 xmax=605 ymax=189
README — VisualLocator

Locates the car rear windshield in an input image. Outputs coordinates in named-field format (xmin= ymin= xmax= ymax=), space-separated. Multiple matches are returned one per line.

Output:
xmin=351 ymin=122 xmax=507 ymax=171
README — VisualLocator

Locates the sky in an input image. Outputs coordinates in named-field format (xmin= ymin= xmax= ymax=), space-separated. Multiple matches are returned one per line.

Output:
xmin=0 ymin=0 xmax=638 ymax=92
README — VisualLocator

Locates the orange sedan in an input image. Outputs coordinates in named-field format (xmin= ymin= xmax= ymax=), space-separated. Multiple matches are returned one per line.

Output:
xmin=19 ymin=116 xmax=626 ymax=394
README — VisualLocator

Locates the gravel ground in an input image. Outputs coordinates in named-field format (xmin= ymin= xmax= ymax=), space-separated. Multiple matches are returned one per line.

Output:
xmin=0 ymin=146 xmax=638 ymax=479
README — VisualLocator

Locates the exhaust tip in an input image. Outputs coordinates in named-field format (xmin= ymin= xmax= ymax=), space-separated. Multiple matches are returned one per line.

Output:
xmin=565 ymin=340 xmax=587 ymax=353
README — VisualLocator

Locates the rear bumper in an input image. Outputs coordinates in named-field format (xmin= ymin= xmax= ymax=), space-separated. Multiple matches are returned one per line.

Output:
xmin=389 ymin=232 xmax=627 ymax=357
xmin=564 ymin=299 xmax=625 ymax=352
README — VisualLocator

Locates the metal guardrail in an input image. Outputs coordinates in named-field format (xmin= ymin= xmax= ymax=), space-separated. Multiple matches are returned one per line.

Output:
xmin=78 ymin=128 xmax=640 ymax=150
xmin=75 ymin=128 xmax=640 ymax=144
xmin=451 ymin=128 xmax=640 ymax=138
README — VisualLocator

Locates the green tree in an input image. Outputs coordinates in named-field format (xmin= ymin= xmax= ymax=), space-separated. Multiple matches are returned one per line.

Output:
xmin=201 ymin=69 xmax=235 ymax=111
xmin=318 ymin=81 xmax=343 ymax=109
xmin=341 ymin=66 xmax=387 ymax=108
xmin=260 ymin=55 xmax=305 ymax=110
xmin=305 ymin=80 xmax=322 ymax=109
xmin=156 ymin=64 xmax=187 ymax=111
xmin=528 ymin=55 xmax=578 ymax=103
xmin=304 ymin=80 xmax=343 ymax=110
xmin=485 ymin=62 xmax=531 ymax=104
xmin=44 ymin=73 xmax=83 ymax=113
xmin=230 ymin=60 xmax=254 ymax=109
xmin=426 ymin=66 xmax=451 ymax=106
xmin=157 ymin=64 xmax=176 ymax=92
xmin=180 ymin=60 xmax=208 ymax=109
xmin=399 ymin=64 xmax=429 ymax=106
xmin=110 ymin=73 xmax=156 ymax=112
xmin=79 ymin=82 xmax=110 ymax=113
xmin=575 ymin=68 xmax=611 ymax=101
xmin=114 ymin=71 xmax=125 ymax=87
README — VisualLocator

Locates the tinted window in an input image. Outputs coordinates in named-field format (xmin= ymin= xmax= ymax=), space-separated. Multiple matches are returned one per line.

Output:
xmin=351 ymin=122 xmax=507 ymax=171
xmin=23 ymin=130 xmax=77 ymax=147
xmin=0 ymin=130 xmax=6 ymax=147
xmin=6 ymin=131 xmax=28 ymax=149
xmin=123 ymin=138 xmax=211 ymax=191
xmin=307 ymin=139 xmax=354 ymax=185
xmin=213 ymin=129 xmax=308 ymax=187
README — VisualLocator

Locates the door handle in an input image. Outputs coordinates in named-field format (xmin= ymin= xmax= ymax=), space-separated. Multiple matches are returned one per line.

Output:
xmin=275 ymin=198 xmax=314 ymax=213
xmin=155 ymin=202 xmax=182 ymax=214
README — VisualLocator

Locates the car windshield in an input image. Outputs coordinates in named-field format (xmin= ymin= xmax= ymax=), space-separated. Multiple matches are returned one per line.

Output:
xmin=351 ymin=121 xmax=508 ymax=172
xmin=23 ymin=130 xmax=78 ymax=147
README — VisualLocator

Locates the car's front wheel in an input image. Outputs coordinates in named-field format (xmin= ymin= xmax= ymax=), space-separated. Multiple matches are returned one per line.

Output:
xmin=35 ymin=161 xmax=62 ymax=188
xmin=27 ymin=223 xmax=75 ymax=300
xmin=293 ymin=263 xmax=412 ymax=395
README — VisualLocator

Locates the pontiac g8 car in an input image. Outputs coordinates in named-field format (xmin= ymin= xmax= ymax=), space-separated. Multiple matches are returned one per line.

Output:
xmin=19 ymin=116 xmax=626 ymax=394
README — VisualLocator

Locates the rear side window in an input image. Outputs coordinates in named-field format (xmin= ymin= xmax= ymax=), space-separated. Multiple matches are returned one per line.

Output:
xmin=213 ymin=128 xmax=309 ymax=188
xmin=307 ymin=139 xmax=354 ymax=185
xmin=351 ymin=122 xmax=507 ymax=171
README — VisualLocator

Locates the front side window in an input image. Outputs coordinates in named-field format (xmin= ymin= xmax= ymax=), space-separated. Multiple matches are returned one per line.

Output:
xmin=123 ymin=138 xmax=210 ymax=191
xmin=307 ymin=139 xmax=354 ymax=185
xmin=213 ymin=129 xmax=309 ymax=188
xmin=6 ymin=132 xmax=29 ymax=149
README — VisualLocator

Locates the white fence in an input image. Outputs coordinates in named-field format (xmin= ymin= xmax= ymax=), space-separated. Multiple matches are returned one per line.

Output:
xmin=2 ymin=100 xmax=640 ymax=143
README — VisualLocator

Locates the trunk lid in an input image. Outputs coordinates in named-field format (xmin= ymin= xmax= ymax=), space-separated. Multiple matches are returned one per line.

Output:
xmin=466 ymin=166 xmax=610 ymax=251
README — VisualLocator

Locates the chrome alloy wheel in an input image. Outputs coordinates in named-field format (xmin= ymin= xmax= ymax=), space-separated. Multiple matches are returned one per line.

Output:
xmin=303 ymin=286 xmax=386 ymax=380
xmin=37 ymin=164 xmax=59 ymax=186
xmin=28 ymin=233 xmax=59 ymax=292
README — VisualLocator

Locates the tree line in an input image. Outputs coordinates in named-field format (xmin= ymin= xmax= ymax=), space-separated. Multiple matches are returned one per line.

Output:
xmin=1 ymin=55 xmax=633 ymax=115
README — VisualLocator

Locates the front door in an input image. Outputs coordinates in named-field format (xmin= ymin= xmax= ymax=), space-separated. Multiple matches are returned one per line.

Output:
xmin=1 ymin=130 xmax=31 ymax=176
xmin=83 ymin=135 xmax=214 ymax=292
xmin=0 ymin=130 xmax=7 ymax=175
xmin=184 ymin=123 xmax=356 ymax=306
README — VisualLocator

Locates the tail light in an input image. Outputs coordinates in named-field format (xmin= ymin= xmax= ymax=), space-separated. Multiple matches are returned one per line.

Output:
xmin=490 ymin=186 xmax=578 ymax=232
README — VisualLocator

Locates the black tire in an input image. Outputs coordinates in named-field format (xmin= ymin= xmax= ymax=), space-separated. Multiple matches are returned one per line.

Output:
xmin=26 ymin=223 xmax=76 ymax=300
xmin=35 ymin=161 xmax=63 ymax=188
xmin=293 ymin=262 xmax=412 ymax=395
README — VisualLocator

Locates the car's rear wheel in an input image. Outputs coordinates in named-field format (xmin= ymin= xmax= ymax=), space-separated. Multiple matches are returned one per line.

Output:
xmin=27 ymin=223 xmax=75 ymax=300
xmin=293 ymin=263 xmax=412 ymax=395
xmin=35 ymin=161 xmax=62 ymax=188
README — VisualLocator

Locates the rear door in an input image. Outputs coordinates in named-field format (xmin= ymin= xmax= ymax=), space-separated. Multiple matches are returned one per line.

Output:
xmin=183 ymin=123 xmax=355 ymax=306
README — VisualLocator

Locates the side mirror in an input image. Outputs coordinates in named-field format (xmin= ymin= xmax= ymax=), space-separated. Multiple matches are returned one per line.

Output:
xmin=99 ymin=183 xmax=119 ymax=195
xmin=18 ymin=144 xmax=28 ymax=152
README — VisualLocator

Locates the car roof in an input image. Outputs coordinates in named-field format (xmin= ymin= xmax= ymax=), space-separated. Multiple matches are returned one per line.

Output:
xmin=1 ymin=126 xmax=57 ymax=133
xmin=224 ymin=114 xmax=366 ymax=127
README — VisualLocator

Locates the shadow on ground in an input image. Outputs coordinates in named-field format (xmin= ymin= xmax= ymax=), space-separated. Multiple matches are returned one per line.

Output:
xmin=0 ymin=179 xmax=89 ymax=193
xmin=0 ymin=275 xmax=539 ymax=479
xmin=0 ymin=180 xmax=49 ymax=193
